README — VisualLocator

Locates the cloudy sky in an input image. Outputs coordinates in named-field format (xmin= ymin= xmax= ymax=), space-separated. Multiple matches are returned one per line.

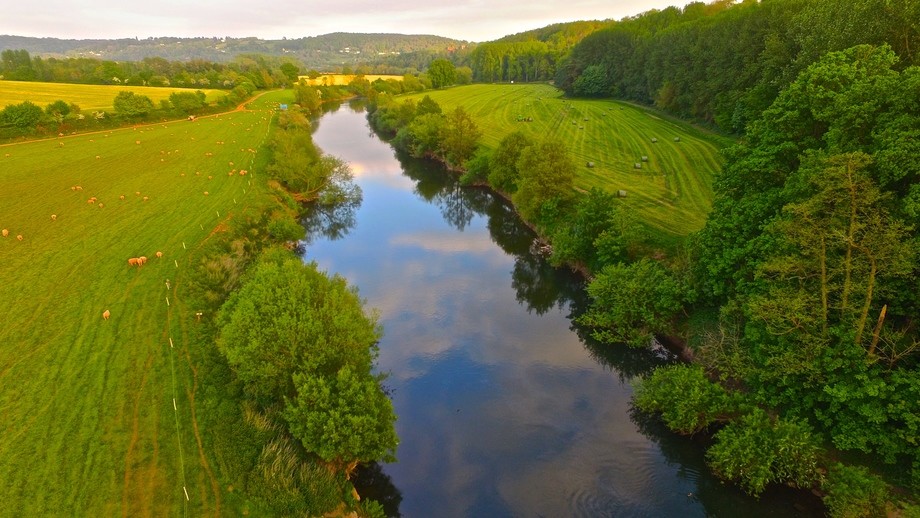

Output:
xmin=3 ymin=0 xmax=690 ymax=42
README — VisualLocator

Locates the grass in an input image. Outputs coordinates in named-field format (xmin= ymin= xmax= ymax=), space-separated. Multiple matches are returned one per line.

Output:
xmin=403 ymin=84 xmax=733 ymax=238
xmin=0 ymin=79 xmax=228 ymax=111
xmin=0 ymin=97 xmax=278 ymax=515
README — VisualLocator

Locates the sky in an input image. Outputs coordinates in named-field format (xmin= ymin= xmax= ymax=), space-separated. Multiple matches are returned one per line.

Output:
xmin=2 ymin=0 xmax=691 ymax=43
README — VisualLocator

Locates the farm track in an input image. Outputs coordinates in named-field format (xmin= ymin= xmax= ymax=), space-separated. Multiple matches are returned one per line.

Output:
xmin=0 ymin=89 xmax=282 ymax=515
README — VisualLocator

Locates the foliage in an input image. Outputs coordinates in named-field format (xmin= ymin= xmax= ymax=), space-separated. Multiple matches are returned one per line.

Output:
xmin=112 ymin=90 xmax=154 ymax=118
xmin=439 ymin=106 xmax=481 ymax=167
xmin=572 ymin=65 xmax=608 ymax=97
xmin=512 ymin=136 xmax=575 ymax=222
xmin=427 ymin=58 xmax=457 ymax=89
xmin=577 ymin=259 xmax=685 ymax=347
xmin=217 ymin=252 xmax=380 ymax=401
xmin=549 ymin=187 xmax=644 ymax=270
xmin=167 ymin=90 xmax=206 ymax=113
xmin=0 ymin=100 xmax=43 ymax=127
xmin=633 ymin=365 xmax=740 ymax=435
xmin=283 ymin=365 xmax=398 ymax=472
xmin=487 ymin=130 xmax=532 ymax=193
xmin=706 ymin=409 xmax=822 ymax=497
xmin=821 ymin=463 xmax=889 ymax=518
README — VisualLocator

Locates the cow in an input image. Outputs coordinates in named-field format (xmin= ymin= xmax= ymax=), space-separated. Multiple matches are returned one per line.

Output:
xmin=51 ymin=214 xmax=57 ymax=221
xmin=155 ymin=251 xmax=163 ymax=259
xmin=102 ymin=310 xmax=111 ymax=320
xmin=128 ymin=257 xmax=139 ymax=267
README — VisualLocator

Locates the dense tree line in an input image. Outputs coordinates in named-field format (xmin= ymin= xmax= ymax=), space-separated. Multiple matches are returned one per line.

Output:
xmin=556 ymin=0 xmax=920 ymax=133
xmin=468 ymin=21 xmax=609 ymax=83
xmin=1 ymin=49 xmax=296 ymax=89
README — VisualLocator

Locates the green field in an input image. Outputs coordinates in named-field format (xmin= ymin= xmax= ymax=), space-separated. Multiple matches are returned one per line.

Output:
xmin=0 ymin=79 xmax=228 ymax=111
xmin=403 ymin=84 xmax=733 ymax=237
xmin=0 ymin=93 xmax=283 ymax=515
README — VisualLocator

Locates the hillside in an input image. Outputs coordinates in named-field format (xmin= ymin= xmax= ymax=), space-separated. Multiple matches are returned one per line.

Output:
xmin=0 ymin=33 xmax=466 ymax=69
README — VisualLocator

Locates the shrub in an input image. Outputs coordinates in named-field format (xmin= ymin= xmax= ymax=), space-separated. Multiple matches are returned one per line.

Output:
xmin=821 ymin=463 xmax=888 ymax=518
xmin=633 ymin=364 xmax=740 ymax=434
xmin=707 ymin=408 xmax=822 ymax=496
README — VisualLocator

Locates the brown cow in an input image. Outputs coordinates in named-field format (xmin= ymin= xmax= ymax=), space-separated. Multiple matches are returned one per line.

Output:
xmin=16 ymin=235 xmax=23 ymax=241
xmin=155 ymin=251 xmax=163 ymax=259
xmin=102 ymin=309 xmax=111 ymax=320
xmin=1 ymin=229 xmax=8 ymax=237
xmin=128 ymin=257 xmax=139 ymax=267
xmin=51 ymin=214 xmax=57 ymax=221
xmin=138 ymin=256 xmax=148 ymax=266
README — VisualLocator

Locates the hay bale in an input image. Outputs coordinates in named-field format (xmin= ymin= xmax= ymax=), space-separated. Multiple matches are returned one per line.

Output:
xmin=586 ymin=162 xmax=595 ymax=168
xmin=641 ymin=156 xmax=649 ymax=162
xmin=674 ymin=136 xmax=681 ymax=142
xmin=651 ymin=138 xmax=658 ymax=143
xmin=634 ymin=163 xmax=642 ymax=169
xmin=617 ymin=190 xmax=628 ymax=197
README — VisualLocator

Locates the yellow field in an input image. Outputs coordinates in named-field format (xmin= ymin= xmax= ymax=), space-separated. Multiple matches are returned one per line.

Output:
xmin=0 ymin=80 xmax=227 ymax=111
xmin=298 ymin=74 xmax=403 ymax=86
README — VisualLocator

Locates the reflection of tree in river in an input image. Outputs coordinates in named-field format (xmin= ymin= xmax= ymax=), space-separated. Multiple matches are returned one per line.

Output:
xmin=352 ymin=461 xmax=403 ymax=517
xmin=300 ymin=193 xmax=362 ymax=244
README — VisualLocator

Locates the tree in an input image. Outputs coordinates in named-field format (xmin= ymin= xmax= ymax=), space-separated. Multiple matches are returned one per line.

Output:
xmin=572 ymin=65 xmax=608 ymax=97
xmin=512 ymin=137 xmax=575 ymax=222
xmin=487 ymin=131 xmax=533 ymax=193
xmin=284 ymin=365 xmax=398 ymax=476
xmin=0 ymin=101 xmax=43 ymax=128
xmin=280 ymin=62 xmax=300 ymax=83
xmin=217 ymin=253 xmax=380 ymax=402
xmin=427 ymin=58 xmax=457 ymax=88
xmin=577 ymin=259 xmax=685 ymax=347
xmin=112 ymin=91 xmax=154 ymax=118
xmin=168 ymin=90 xmax=206 ymax=113
xmin=439 ymin=106 xmax=481 ymax=167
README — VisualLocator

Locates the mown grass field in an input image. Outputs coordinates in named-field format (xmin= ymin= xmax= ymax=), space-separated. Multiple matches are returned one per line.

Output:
xmin=0 ymin=93 xmax=282 ymax=515
xmin=403 ymin=84 xmax=733 ymax=238
xmin=298 ymin=73 xmax=402 ymax=86
xmin=0 ymin=79 xmax=227 ymax=111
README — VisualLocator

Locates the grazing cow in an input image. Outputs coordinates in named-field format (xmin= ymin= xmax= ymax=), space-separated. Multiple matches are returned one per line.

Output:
xmin=87 ymin=198 xmax=95 ymax=204
xmin=98 ymin=203 xmax=104 ymax=208
xmin=138 ymin=256 xmax=148 ymax=265
xmin=71 ymin=186 xmax=76 ymax=191
xmin=156 ymin=251 xmax=163 ymax=259
xmin=143 ymin=196 xmax=149 ymax=202
xmin=119 ymin=195 xmax=125 ymax=200
xmin=1 ymin=229 xmax=8 ymax=237
xmin=75 ymin=186 xmax=83 ymax=191
xmin=135 ymin=140 xmax=141 ymax=144
xmin=96 ymin=155 xmax=100 ymax=159
xmin=203 ymin=191 xmax=209 ymax=196
xmin=51 ymin=214 xmax=57 ymax=221
xmin=135 ymin=192 xmax=140 ymax=196
xmin=102 ymin=309 xmax=110 ymax=320
xmin=16 ymin=235 xmax=23 ymax=241
xmin=128 ymin=257 xmax=139 ymax=267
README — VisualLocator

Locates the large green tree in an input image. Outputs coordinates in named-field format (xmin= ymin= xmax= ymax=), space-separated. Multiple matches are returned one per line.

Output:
xmin=427 ymin=58 xmax=457 ymax=88
xmin=112 ymin=91 xmax=154 ymax=118
xmin=512 ymin=137 xmax=575 ymax=222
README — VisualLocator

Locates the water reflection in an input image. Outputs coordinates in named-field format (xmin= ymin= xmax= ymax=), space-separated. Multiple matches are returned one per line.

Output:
xmin=306 ymin=106 xmax=822 ymax=518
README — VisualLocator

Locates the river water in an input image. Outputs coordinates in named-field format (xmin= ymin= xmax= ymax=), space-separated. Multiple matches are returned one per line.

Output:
xmin=304 ymin=103 xmax=821 ymax=517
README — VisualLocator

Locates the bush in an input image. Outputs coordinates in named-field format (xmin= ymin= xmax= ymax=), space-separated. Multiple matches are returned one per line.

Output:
xmin=707 ymin=408 xmax=822 ymax=496
xmin=821 ymin=463 xmax=888 ymax=518
xmin=633 ymin=364 xmax=740 ymax=434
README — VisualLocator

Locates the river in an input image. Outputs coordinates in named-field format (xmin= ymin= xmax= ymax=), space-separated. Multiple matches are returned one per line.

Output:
xmin=304 ymin=102 xmax=821 ymax=517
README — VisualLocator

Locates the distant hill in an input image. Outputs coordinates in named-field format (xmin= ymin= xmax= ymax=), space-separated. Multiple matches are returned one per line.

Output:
xmin=0 ymin=33 xmax=466 ymax=68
